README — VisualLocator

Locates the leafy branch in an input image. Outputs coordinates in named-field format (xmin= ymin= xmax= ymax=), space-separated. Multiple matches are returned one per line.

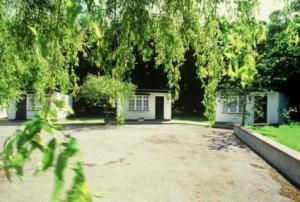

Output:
xmin=0 ymin=104 xmax=92 ymax=202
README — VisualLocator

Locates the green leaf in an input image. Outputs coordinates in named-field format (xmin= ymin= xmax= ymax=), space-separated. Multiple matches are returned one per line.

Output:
xmin=52 ymin=177 xmax=64 ymax=202
xmin=66 ymin=0 xmax=81 ymax=26
xmin=224 ymin=51 xmax=235 ymax=59
xmin=53 ymin=100 xmax=74 ymax=115
xmin=63 ymin=102 xmax=75 ymax=115
xmin=228 ymin=63 xmax=235 ymax=77
xmin=31 ymin=133 xmax=46 ymax=151
xmin=28 ymin=26 xmax=38 ymax=36
xmin=91 ymin=22 xmax=101 ymax=39
xmin=41 ymin=121 xmax=54 ymax=134
xmin=65 ymin=163 xmax=92 ymax=202
xmin=11 ymin=153 xmax=25 ymax=167
xmin=42 ymin=139 xmax=56 ymax=170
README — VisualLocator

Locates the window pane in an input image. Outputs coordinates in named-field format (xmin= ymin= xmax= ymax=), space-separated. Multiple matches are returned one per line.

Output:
xmin=129 ymin=97 xmax=135 ymax=110
xmin=27 ymin=95 xmax=42 ymax=111
xmin=143 ymin=96 xmax=149 ymax=111
xmin=223 ymin=97 xmax=240 ymax=113
xmin=228 ymin=104 xmax=237 ymax=113
xmin=27 ymin=95 xmax=33 ymax=111
xmin=238 ymin=100 xmax=243 ymax=113
xmin=136 ymin=96 xmax=142 ymax=110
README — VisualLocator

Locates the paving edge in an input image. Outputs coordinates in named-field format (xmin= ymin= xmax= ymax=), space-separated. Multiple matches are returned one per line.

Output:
xmin=234 ymin=124 xmax=300 ymax=188
xmin=0 ymin=120 xmax=210 ymax=127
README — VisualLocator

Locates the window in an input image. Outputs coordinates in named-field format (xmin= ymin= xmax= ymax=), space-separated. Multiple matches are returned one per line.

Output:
xmin=143 ymin=96 xmax=149 ymax=111
xmin=128 ymin=97 xmax=135 ymax=111
xmin=136 ymin=96 xmax=143 ymax=110
xmin=128 ymin=95 xmax=149 ymax=111
xmin=222 ymin=96 xmax=244 ymax=113
xmin=27 ymin=94 xmax=42 ymax=111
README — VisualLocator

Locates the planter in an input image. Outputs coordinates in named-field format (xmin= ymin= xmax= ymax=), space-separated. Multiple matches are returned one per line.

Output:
xmin=234 ymin=124 xmax=300 ymax=188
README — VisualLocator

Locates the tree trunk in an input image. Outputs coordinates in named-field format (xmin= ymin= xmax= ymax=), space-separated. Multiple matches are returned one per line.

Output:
xmin=241 ymin=95 xmax=247 ymax=126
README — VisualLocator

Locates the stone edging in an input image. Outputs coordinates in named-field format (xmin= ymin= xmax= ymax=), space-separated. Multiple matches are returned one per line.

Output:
xmin=234 ymin=124 xmax=300 ymax=188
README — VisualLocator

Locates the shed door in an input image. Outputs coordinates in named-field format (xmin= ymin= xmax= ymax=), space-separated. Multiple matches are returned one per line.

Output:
xmin=155 ymin=96 xmax=164 ymax=120
xmin=16 ymin=94 xmax=27 ymax=120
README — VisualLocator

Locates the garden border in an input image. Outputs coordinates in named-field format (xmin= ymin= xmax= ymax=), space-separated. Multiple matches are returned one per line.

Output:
xmin=234 ymin=124 xmax=300 ymax=188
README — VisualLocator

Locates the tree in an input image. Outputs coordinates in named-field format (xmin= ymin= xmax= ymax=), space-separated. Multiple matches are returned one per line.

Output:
xmin=79 ymin=75 xmax=136 ymax=123
xmin=0 ymin=0 xmax=94 ymax=201
xmin=255 ymin=0 xmax=300 ymax=120
xmin=84 ymin=0 xmax=264 ymax=123
xmin=1 ymin=0 xmax=267 ymax=201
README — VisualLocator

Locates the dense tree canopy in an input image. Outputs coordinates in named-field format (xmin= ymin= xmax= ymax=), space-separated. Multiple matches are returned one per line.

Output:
xmin=254 ymin=0 xmax=300 ymax=120
xmin=0 ymin=0 xmax=266 ymax=123
xmin=81 ymin=0 xmax=265 ymax=122
xmin=1 ymin=0 xmax=299 ymax=201
xmin=256 ymin=1 xmax=300 ymax=88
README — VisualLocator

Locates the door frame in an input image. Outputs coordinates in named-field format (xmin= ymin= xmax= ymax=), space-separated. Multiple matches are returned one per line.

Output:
xmin=254 ymin=95 xmax=267 ymax=123
xmin=155 ymin=96 xmax=164 ymax=120
xmin=15 ymin=94 xmax=27 ymax=120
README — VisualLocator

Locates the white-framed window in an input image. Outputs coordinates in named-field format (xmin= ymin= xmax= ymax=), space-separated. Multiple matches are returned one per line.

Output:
xmin=128 ymin=95 xmax=150 ymax=111
xmin=128 ymin=97 xmax=135 ymax=111
xmin=136 ymin=96 xmax=143 ymax=110
xmin=222 ymin=96 xmax=243 ymax=113
xmin=27 ymin=94 xmax=42 ymax=111
xmin=143 ymin=96 xmax=149 ymax=111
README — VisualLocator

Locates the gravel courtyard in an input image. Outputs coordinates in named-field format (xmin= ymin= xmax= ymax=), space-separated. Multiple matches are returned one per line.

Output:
xmin=0 ymin=124 xmax=299 ymax=202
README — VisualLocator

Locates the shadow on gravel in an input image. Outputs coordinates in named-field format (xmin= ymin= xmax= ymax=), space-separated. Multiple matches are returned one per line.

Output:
xmin=203 ymin=131 xmax=249 ymax=151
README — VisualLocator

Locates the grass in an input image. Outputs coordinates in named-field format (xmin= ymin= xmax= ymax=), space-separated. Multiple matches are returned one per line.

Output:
xmin=247 ymin=123 xmax=300 ymax=152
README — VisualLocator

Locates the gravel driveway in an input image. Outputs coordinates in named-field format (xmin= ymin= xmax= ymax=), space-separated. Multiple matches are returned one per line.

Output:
xmin=0 ymin=124 xmax=299 ymax=202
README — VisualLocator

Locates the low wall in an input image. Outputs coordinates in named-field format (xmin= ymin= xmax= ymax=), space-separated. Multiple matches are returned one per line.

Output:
xmin=234 ymin=124 xmax=300 ymax=188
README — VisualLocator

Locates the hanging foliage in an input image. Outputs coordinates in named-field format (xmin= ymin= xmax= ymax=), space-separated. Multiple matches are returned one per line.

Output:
xmin=80 ymin=75 xmax=136 ymax=123
xmin=0 ymin=0 xmax=277 ymax=201
xmin=0 ymin=0 xmax=93 ymax=201
xmin=84 ymin=0 xmax=264 ymax=122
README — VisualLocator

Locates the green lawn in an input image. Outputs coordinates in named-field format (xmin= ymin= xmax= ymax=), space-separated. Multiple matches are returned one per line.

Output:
xmin=247 ymin=123 xmax=300 ymax=152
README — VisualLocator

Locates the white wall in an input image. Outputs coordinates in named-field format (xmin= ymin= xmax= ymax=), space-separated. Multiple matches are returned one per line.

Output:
xmin=216 ymin=91 xmax=289 ymax=124
xmin=53 ymin=92 xmax=73 ymax=120
xmin=267 ymin=92 xmax=279 ymax=124
xmin=0 ymin=107 xmax=7 ymax=119
xmin=8 ymin=101 xmax=16 ymax=120
xmin=267 ymin=92 xmax=289 ymax=124
xmin=215 ymin=95 xmax=254 ymax=124
xmin=8 ymin=92 xmax=73 ymax=120
xmin=121 ymin=92 xmax=172 ymax=120
xmin=27 ymin=92 xmax=73 ymax=120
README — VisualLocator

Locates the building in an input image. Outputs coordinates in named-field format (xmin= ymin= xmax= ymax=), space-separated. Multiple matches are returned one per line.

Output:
xmin=117 ymin=89 xmax=172 ymax=121
xmin=0 ymin=92 xmax=73 ymax=120
xmin=216 ymin=91 xmax=289 ymax=124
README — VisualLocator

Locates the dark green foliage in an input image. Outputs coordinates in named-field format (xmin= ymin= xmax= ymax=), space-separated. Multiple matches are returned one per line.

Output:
xmin=1 ymin=1 xmax=296 ymax=202
xmin=255 ymin=0 xmax=300 ymax=120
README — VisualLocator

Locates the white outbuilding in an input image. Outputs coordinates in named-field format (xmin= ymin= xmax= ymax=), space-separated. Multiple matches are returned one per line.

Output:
xmin=215 ymin=90 xmax=289 ymax=124
xmin=0 ymin=92 xmax=73 ymax=120
xmin=117 ymin=89 xmax=172 ymax=121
